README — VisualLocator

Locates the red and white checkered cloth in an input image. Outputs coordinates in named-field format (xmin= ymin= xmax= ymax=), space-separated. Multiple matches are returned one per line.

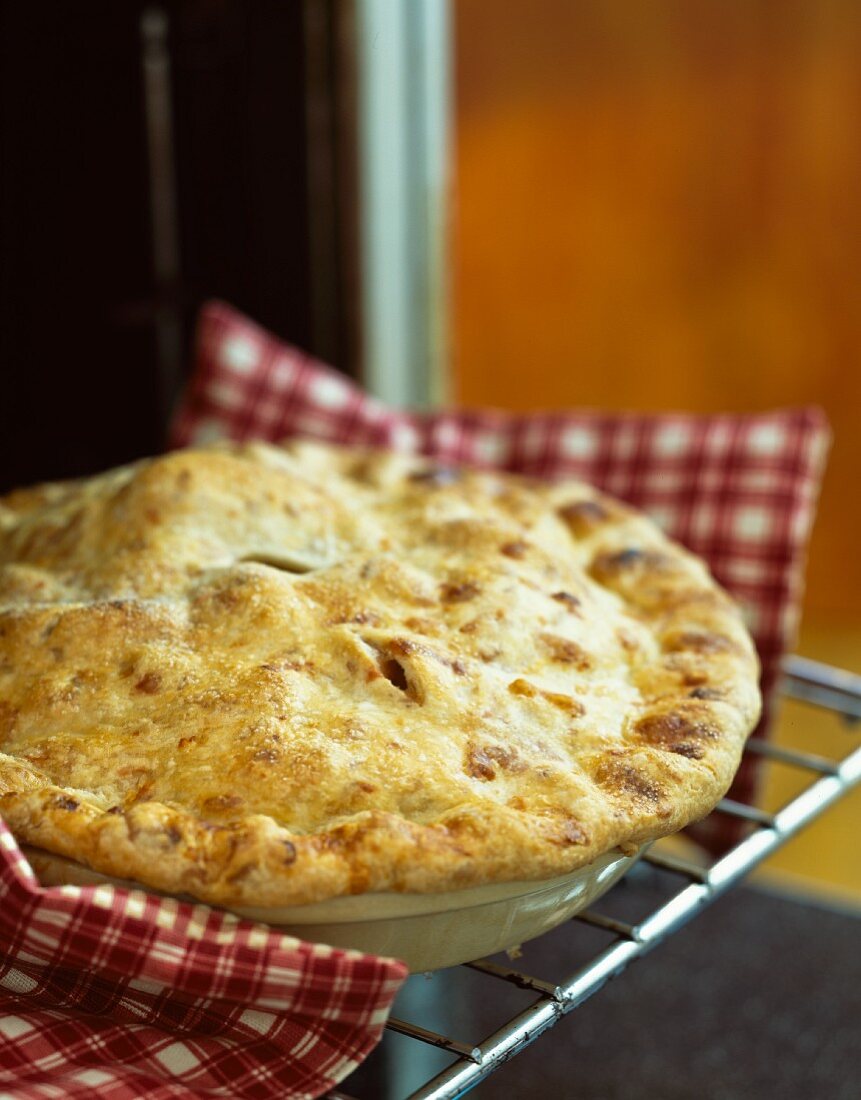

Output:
xmin=0 ymin=824 xmax=406 ymax=1099
xmin=172 ymin=301 xmax=832 ymax=849
xmin=0 ymin=299 xmax=830 ymax=1097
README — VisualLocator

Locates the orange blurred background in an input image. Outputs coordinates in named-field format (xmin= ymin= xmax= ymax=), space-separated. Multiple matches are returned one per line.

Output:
xmin=452 ymin=1 xmax=861 ymax=901
xmin=453 ymin=0 xmax=861 ymax=624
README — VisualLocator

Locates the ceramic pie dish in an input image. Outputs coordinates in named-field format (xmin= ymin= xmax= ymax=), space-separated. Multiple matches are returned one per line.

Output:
xmin=24 ymin=843 xmax=644 ymax=972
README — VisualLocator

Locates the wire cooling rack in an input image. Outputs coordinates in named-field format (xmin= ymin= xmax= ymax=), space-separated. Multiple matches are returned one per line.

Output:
xmin=332 ymin=655 xmax=861 ymax=1100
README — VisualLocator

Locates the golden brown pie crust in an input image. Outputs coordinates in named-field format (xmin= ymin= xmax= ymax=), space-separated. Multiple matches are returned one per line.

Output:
xmin=0 ymin=441 xmax=760 ymax=907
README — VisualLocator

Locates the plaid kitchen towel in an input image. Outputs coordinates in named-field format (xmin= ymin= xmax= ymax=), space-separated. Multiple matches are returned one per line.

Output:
xmin=0 ymin=822 xmax=406 ymax=1099
xmin=172 ymin=300 xmax=831 ymax=850
xmin=0 ymin=297 xmax=826 ymax=1095
xmin=0 ymin=299 xmax=831 ymax=1098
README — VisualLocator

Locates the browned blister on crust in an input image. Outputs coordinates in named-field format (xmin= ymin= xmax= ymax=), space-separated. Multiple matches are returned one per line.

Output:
xmin=0 ymin=440 xmax=760 ymax=907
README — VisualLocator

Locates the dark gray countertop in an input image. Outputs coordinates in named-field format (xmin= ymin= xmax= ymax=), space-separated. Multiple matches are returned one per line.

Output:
xmin=345 ymin=867 xmax=860 ymax=1099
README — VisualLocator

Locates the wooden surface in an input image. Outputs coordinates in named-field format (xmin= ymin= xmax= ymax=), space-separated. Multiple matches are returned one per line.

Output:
xmin=452 ymin=0 xmax=861 ymax=620
xmin=755 ymin=618 xmax=861 ymax=906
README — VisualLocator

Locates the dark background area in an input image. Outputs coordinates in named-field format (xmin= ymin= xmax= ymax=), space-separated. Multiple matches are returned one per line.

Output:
xmin=0 ymin=1 xmax=326 ymax=492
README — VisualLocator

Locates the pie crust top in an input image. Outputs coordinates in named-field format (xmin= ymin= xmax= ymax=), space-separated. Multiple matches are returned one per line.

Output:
xmin=0 ymin=441 xmax=760 ymax=907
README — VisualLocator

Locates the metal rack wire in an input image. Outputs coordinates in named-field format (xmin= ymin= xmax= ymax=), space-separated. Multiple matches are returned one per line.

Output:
xmin=332 ymin=655 xmax=861 ymax=1100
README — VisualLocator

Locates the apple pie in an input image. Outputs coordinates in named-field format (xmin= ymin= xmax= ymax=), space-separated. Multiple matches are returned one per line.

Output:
xmin=0 ymin=441 xmax=760 ymax=907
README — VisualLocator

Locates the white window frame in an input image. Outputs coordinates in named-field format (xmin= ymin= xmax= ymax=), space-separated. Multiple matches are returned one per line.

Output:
xmin=355 ymin=0 xmax=452 ymax=409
